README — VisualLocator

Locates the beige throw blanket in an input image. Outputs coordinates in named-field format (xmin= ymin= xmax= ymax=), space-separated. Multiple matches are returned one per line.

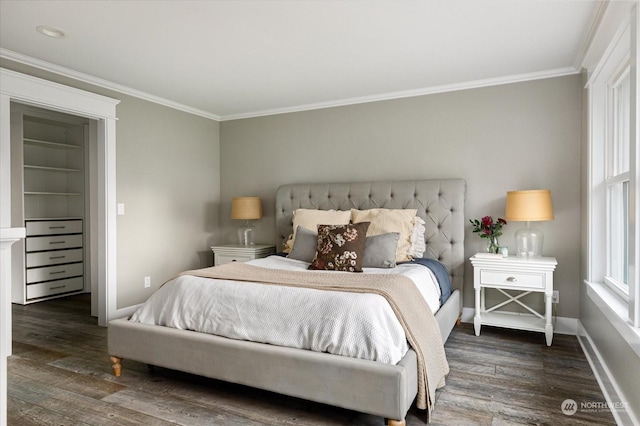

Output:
xmin=180 ymin=262 xmax=449 ymax=412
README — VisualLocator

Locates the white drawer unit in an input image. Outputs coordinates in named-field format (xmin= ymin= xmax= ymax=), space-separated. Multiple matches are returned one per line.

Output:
xmin=479 ymin=270 xmax=545 ymax=290
xmin=26 ymin=262 xmax=84 ymax=284
xmin=211 ymin=244 xmax=276 ymax=266
xmin=26 ymin=234 xmax=83 ymax=252
xmin=470 ymin=254 xmax=557 ymax=346
xmin=23 ymin=219 xmax=85 ymax=302
xmin=26 ymin=248 xmax=83 ymax=268
xmin=216 ymin=253 xmax=255 ymax=265
xmin=26 ymin=277 xmax=84 ymax=300
xmin=26 ymin=219 xmax=83 ymax=236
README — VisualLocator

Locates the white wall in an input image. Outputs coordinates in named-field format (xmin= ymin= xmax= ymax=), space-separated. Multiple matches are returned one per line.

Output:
xmin=114 ymin=97 xmax=220 ymax=307
xmin=0 ymin=59 xmax=221 ymax=309
xmin=220 ymin=75 xmax=583 ymax=317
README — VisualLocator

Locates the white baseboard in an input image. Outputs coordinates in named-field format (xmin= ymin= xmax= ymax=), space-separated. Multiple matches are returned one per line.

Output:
xmin=461 ymin=307 xmax=475 ymax=323
xmin=577 ymin=321 xmax=637 ymax=426
xmin=554 ymin=316 xmax=579 ymax=335
xmin=460 ymin=307 xmax=578 ymax=335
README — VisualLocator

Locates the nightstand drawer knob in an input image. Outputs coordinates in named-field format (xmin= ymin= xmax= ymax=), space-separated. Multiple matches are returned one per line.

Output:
xmin=506 ymin=276 xmax=518 ymax=282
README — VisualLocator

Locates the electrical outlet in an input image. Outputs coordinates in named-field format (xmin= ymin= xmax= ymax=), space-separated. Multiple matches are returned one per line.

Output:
xmin=552 ymin=290 xmax=559 ymax=304
xmin=144 ymin=276 xmax=151 ymax=288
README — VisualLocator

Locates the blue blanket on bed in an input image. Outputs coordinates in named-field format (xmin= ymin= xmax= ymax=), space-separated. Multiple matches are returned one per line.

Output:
xmin=400 ymin=257 xmax=452 ymax=306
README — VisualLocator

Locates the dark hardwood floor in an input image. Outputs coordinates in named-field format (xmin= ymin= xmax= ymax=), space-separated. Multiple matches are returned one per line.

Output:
xmin=9 ymin=294 xmax=617 ymax=425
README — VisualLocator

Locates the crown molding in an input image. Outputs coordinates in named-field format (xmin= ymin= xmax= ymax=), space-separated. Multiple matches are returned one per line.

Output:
xmin=1 ymin=48 xmax=581 ymax=123
xmin=580 ymin=1 xmax=638 ymax=73
xmin=573 ymin=0 xmax=610 ymax=70
xmin=0 ymin=48 xmax=221 ymax=121
xmin=219 ymin=66 xmax=580 ymax=121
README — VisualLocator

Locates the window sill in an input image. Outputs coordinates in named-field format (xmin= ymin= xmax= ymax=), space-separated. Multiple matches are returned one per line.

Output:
xmin=584 ymin=280 xmax=640 ymax=358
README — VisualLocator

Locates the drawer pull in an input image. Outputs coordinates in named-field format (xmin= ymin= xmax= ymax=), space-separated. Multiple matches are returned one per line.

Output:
xmin=49 ymin=270 xmax=66 ymax=275
xmin=49 ymin=285 xmax=66 ymax=290
xmin=49 ymin=255 xmax=66 ymax=260
xmin=49 ymin=226 xmax=66 ymax=229
xmin=49 ymin=241 xmax=66 ymax=245
xmin=506 ymin=276 xmax=518 ymax=282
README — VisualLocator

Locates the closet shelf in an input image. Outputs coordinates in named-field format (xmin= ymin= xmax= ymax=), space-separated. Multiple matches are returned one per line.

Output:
xmin=24 ymin=192 xmax=83 ymax=196
xmin=25 ymin=216 xmax=83 ymax=221
xmin=24 ymin=165 xmax=83 ymax=173
xmin=23 ymin=138 xmax=82 ymax=150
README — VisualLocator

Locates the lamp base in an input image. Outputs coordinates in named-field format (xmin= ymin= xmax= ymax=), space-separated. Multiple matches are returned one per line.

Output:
xmin=515 ymin=222 xmax=544 ymax=258
xmin=237 ymin=222 xmax=255 ymax=246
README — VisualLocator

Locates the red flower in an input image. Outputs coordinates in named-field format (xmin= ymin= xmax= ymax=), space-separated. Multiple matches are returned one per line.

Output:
xmin=470 ymin=216 xmax=507 ymax=240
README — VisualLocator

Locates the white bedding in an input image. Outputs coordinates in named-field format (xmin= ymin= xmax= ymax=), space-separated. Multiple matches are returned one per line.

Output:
xmin=130 ymin=255 xmax=441 ymax=364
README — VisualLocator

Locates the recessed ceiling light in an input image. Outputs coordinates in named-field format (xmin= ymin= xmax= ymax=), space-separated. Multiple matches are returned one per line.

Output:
xmin=36 ymin=25 xmax=66 ymax=38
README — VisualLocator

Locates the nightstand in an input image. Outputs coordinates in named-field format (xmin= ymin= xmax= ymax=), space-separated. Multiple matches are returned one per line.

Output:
xmin=470 ymin=254 xmax=558 ymax=346
xmin=211 ymin=244 xmax=276 ymax=266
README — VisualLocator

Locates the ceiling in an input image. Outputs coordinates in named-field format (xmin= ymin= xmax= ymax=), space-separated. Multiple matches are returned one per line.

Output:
xmin=0 ymin=1 xmax=603 ymax=121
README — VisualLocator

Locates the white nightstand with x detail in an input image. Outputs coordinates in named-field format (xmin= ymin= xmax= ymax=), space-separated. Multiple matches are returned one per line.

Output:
xmin=470 ymin=254 xmax=558 ymax=346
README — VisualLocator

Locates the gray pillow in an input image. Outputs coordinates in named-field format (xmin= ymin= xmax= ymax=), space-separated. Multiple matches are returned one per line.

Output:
xmin=289 ymin=226 xmax=399 ymax=268
xmin=287 ymin=226 xmax=318 ymax=262
xmin=363 ymin=232 xmax=399 ymax=268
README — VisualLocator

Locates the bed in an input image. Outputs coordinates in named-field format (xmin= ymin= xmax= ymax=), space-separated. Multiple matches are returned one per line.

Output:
xmin=108 ymin=179 xmax=465 ymax=425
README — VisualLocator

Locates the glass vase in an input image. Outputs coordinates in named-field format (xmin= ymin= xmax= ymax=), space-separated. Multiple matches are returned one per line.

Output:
xmin=486 ymin=237 xmax=500 ymax=254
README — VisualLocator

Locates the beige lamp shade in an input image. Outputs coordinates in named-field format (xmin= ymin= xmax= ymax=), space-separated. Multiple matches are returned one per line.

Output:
xmin=231 ymin=197 xmax=262 ymax=220
xmin=504 ymin=190 xmax=554 ymax=222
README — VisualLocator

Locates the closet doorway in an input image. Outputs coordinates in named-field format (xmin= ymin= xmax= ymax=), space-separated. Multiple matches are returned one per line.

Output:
xmin=10 ymin=104 xmax=98 ymax=314
xmin=1 ymin=68 xmax=119 ymax=344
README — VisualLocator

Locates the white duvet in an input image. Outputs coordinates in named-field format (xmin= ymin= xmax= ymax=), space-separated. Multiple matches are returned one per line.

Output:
xmin=130 ymin=255 xmax=441 ymax=364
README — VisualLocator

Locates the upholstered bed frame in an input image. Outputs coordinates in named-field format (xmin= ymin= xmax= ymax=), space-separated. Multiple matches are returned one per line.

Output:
xmin=108 ymin=179 xmax=466 ymax=426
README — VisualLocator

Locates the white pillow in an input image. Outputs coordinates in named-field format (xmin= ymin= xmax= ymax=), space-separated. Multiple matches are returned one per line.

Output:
xmin=408 ymin=216 xmax=426 ymax=258
xmin=350 ymin=208 xmax=417 ymax=262
xmin=283 ymin=209 xmax=351 ymax=253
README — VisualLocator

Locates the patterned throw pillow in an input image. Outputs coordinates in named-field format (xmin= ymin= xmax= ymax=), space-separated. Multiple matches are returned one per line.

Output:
xmin=308 ymin=222 xmax=370 ymax=272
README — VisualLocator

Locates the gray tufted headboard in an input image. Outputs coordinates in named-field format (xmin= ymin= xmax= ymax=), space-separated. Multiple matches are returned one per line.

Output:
xmin=275 ymin=179 xmax=466 ymax=297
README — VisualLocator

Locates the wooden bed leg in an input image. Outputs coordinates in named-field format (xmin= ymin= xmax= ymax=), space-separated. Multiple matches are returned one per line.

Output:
xmin=110 ymin=356 xmax=123 ymax=377
xmin=387 ymin=419 xmax=406 ymax=426
xmin=456 ymin=315 xmax=462 ymax=326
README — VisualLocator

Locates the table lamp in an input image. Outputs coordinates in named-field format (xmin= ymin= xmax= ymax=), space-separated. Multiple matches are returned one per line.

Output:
xmin=504 ymin=189 xmax=554 ymax=257
xmin=231 ymin=197 xmax=262 ymax=246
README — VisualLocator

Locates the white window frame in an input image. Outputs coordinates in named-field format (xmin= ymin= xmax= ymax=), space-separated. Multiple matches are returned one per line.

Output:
xmin=586 ymin=5 xmax=639 ymax=328
xmin=604 ymin=62 xmax=631 ymax=296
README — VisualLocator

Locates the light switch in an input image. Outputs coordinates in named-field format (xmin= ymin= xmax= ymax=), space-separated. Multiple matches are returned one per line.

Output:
xmin=117 ymin=203 xmax=125 ymax=215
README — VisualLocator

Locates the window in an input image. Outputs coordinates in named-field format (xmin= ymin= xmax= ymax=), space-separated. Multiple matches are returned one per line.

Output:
xmin=606 ymin=65 xmax=630 ymax=293
xmin=586 ymin=6 xmax=638 ymax=327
